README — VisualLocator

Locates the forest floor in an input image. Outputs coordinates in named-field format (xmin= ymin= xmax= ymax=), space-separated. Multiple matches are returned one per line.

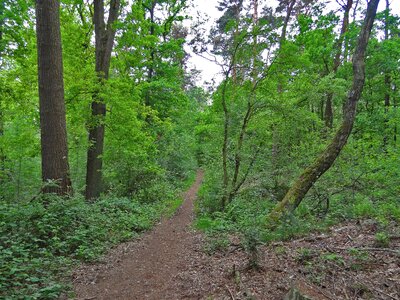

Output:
xmin=72 ymin=170 xmax=400 ymax=300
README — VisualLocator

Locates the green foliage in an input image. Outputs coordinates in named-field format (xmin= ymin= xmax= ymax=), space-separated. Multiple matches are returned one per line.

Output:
xmin=1 ymin=0 xmax=399 ymax=297
xmin=194 ymin=0 xmax=400 ymax=254
xmin=295 ymin=248 xmax=315 ymax=264
xmin=348 ymin=248 xmax=371 ymax=271
xmin=0 ymin=192 xmax=181 ymax=299
xmin=242 ymin=228 xmax=262 ymax=269
xmin=203 ymin=233 xmax=230 ymax=255
xmin=374 ymin=232 xmax=390 ymax=248
xmin=322 ymin=253 xmax=344 ymax=265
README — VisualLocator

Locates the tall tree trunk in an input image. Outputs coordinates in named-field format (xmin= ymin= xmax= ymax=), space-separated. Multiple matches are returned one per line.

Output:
xmin=232 ymin=2 xmax=242 ymax=84
xmin=325 ymin=0 xmax=353 ymax=129
xmin=144 ymin=0 xmax=157 ymax=106
xmin=268 ymin=0 xmax=380 ymax=223
xmin=280 ymin=0 xmax=296 ymax=47
xmin=148 ymin=0 xmax=156 ymax=81
xmin=0 ymin=0 xmax=4 ymax=50
xmin=272 ymin=0 xmax=296 ymax=190
xmin=0 ymin=109 xmax=5 ymax=182
xmin=85 ymin=0 xmax=120 ymax=200
xmin=394 ymin=87 xmax=397 ymax=143
xmin=0 ymin=1 xmax=5 ymax=177
xmin=383 ymin=0 xmax=390 ymax=149
xmin=221 ymin=79 xmax=230 ymax=209
xmin=35 ymin=0 xmax=72 ymax=194
xmin=225 ymin=0 xmax=259 ymax=205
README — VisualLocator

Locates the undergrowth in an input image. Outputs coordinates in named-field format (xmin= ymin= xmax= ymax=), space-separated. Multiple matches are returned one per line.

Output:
xmin=195 ymin=170 xmax=400 ymax=252
xmin=0 ymin=188 xmax=187 ymax=299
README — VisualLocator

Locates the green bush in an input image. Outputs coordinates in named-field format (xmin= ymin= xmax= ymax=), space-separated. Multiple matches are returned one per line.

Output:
xmin=0 ymin=193 xmax=174 ymax=299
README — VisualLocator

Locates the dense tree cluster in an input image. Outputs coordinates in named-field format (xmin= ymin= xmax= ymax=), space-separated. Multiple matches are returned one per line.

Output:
xmin=0 ymin=0 xmax=199 ymax=201
xmin=0 ymin=0 xmax=399 ymax=298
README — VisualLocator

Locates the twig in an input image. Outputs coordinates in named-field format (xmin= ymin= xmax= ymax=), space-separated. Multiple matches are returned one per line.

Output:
xmin=301 ymin=278 xmax=336 ymax=300
xmin=342 ymin=278 xmax=350 ymax=300
xmin=325 ymin=260 xmax=399 ymax=300
xmin=225 ymin=285 xmax=235 ymax=300
xmin=290 ymin=234 xmax=329 ymax=243
xmin=333 ymin=247 xmax=400 ymax=255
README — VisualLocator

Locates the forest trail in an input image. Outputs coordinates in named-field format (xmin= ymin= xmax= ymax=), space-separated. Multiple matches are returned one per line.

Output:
xmin=72 ymin=170 xmax=400 ymax=300
xmin=74 ymin=170 xmax=205 ymax=299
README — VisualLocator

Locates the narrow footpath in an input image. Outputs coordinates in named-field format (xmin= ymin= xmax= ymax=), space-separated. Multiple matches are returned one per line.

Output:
xmin=74 ymin=170 xmax=205 ymax=299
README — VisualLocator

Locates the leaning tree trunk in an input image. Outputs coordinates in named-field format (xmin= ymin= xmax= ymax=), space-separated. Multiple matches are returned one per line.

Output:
xmin=85 ymin=0 xmax=120 ymax=200
xmin=268 ymin=0 xmax=380 ymax=223
xmin=35 ymin=0 xmax=72 ymax=194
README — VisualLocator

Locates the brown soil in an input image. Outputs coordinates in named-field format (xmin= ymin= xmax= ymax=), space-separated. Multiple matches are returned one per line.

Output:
xmin=73 ymin=171 xmax=400 ymax=300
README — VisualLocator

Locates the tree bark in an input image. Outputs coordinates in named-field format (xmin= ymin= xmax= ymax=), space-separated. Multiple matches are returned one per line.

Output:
xmin=268 ymin=0 xmax=380 ymax=223
xmin=325 ymin=0 xmax=353 ymax=129
xmin=272 ymin=0 xmax=296 ymax=189
xmin=0 ymin=0 xmax=4 ymax=50
xmin=35 ymin=0 xmax=72 ymax=194
xmin=383 ymin=0 xmax=390 ymax=149
xmin=85 ymin=0 xmax=120 ymax=200
xmin=221 ymin=79 xmax=230 ymax=209
xmin=279 ymin=0 xmax=296 ymax=47
xmin=148 ymin=0 xmax=156 ymax=81
xmin=228 ymin=0 xmax=258 ymax=204
xmin=0 ymin=1 xmax=5 ymax=176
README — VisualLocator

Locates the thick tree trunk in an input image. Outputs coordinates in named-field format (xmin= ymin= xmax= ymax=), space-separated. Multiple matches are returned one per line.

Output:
xmin=35 ymin=0 xmax=72 ymax=194
xmin=268 ymin=0 xmax=380 ymax=223
xmin=85 ymin=0 xmax=120 ymax=200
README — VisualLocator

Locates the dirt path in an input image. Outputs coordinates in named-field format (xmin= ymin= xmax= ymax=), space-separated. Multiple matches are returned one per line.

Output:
xmin=74 ymin=170 xmax=205 ymax=299
xmin=73 ymin=170 xmax=400 ymax=299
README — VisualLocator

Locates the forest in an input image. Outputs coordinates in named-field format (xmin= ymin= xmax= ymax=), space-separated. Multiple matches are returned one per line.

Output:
xmin=0 ymin=0 xmax=399 ymax=299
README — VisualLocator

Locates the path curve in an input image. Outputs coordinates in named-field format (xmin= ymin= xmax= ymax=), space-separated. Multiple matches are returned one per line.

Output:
xmin=74 ymin=170 xmax=204 ymax=299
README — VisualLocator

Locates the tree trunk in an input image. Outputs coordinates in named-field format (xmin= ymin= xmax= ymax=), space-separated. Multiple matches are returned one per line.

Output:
xmin=394 ymin=89 xmax=397 ymax=143
xmin=280 ymin=0 xmax=296 ymax=46
xmin=325 ymin=0 xmax=353 ymax=129
xmin=383 ymin=0 xmax=390 ymax=149
xmin=221 ymin=79 xmax=230 ymax=209
xmin=0 ymin=2 xmax=5 ymax=177
xmin=0 ymin=0 xmax=4 ymax=50
xmin=268 ymin=0 xmax=380 ymax=223
xmin=85 ymin=0 xmax=120 ymax=200
xmin=144 ymin=0 xmax=157 ymax=107
xmin=35 ymin=0 xmax=72 ymax=194
xmin=0 ymin=109 xmax=5 ymax=182
xmin=148 ymin=0 xmax=156 ymax=81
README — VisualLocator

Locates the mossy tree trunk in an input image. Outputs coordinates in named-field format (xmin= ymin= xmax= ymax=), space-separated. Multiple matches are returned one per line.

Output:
xmin=268 ymin=0 xmax=380 ymax=223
